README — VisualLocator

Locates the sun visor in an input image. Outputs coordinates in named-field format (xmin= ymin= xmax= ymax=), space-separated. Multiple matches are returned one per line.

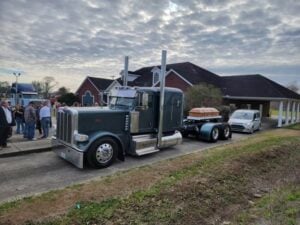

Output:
xmin=110 ymin=87 xmax=137 ymax=98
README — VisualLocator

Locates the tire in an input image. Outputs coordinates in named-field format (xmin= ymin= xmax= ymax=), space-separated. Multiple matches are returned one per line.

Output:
xmin=210 ymin=126 xmax=219 ymax=143
xmin=87 ymin=137 xmax=118 ymax=168
xmin=220 ymin=125 xmax=231 ymax=140
xmin=249 ymin=127 xmax=254 ymax=134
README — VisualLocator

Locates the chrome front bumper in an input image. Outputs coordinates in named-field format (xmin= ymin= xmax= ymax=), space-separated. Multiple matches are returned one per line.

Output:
xmin=52 ymin=137 xmax=84 ymax=169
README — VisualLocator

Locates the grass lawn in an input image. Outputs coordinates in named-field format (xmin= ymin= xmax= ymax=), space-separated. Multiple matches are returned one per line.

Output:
xmin=0 ymin=129 xmax=299 ymax=225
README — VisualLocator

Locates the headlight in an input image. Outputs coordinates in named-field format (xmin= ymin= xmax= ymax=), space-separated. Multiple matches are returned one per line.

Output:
xmin=245 ymin=122 xmax=252 ymax=128
xmin=74 ymin=131 xmax=89 ymax=142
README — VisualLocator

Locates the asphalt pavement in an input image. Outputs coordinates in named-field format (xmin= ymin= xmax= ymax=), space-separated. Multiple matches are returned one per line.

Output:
xmin=0 ymin=117 xmax=278 ymax=158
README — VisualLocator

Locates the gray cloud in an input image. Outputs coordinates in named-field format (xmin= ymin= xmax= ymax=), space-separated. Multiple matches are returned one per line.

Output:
xmin=0 ymin=0 xmax=299 ymax=90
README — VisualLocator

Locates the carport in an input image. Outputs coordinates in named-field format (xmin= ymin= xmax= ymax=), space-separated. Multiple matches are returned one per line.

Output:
xmin=221 ymin=74 xmax=300 ymax=127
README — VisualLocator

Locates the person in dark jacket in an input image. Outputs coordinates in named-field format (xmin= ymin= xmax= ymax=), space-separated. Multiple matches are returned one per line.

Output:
xmin=0 ymin=100 xmax=15 ymax=149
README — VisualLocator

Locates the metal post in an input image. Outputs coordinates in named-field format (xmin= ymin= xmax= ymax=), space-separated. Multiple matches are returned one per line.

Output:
xmin=123 ymin=56 xmax=129 ymax=86
xmin=13 ymin=72 xmax=21 ymax=105
xmin=158 ymin=50 xmax=167 ymax=147
xmin=277 ymin=101 xmax=283 ymax=127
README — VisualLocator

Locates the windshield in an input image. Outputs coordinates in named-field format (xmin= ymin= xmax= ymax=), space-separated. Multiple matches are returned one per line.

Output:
xmin=109 ymin=97 xmax=135 ymax=110
xmin=231 ymin=111 xmax=253 ymax=120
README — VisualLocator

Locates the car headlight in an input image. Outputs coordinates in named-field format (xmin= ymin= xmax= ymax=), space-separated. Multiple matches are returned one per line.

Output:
xmin=245 ymin=122 xmax=252 ymax=128
xmin=74 ymin=131 xmax=89 ymax=142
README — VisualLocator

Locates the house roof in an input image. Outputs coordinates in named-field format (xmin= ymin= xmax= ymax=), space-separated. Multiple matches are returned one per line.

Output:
xmin=87 ymin=76 xmax=115 ymax=91
xmin=131 ymin=62 xmax=222 ymax=87
xmin=221 ymin=74 xmax=300 ymax=100
xmin=126 ymin=62 xmax=300 ymax=100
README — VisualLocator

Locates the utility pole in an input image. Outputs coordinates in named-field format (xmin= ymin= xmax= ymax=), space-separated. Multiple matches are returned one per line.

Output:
xmin=13 ymin=72 xmax=21 ymax=105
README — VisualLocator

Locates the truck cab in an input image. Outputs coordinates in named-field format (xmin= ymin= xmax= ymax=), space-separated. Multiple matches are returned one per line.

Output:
xmin=52 ymin=87 xmax=183 ymax=169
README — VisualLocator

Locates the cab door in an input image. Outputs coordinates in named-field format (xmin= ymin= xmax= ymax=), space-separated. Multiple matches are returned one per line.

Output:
xmin=135 ymin=92 xmax=155 ymax=133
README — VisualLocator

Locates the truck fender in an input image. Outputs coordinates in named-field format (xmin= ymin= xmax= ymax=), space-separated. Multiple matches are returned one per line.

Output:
xmin=199 ymin=123 xmax=219 ymax=142
xmin=86 ymin=132 xmax=125 ymax=161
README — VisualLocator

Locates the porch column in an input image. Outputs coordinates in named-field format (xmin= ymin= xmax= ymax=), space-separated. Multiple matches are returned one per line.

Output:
xmin=277 ymin=101 xmax=283 ymax=127
xmin=291 ymin=101 xmax=296 ymax=124
xmin=259 ymin=104 xmax=263 ymax=117
xmin=296 ymin=102 xmax=300 ymax=122
xmin=285 ymin=101 xmax=290 ymax=125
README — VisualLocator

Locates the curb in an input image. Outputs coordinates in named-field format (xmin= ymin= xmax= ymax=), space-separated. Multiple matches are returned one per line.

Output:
xmin=0 ymin=147 xmax=52 ymax=158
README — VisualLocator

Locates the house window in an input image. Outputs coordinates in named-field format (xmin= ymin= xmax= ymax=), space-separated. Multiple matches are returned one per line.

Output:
xmin=82 ymin=90 xmax=94 ymax=106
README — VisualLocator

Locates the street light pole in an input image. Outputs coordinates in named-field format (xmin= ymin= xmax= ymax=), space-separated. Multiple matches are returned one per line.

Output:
xmin=13 ymin=72 xmax=21 ymax=105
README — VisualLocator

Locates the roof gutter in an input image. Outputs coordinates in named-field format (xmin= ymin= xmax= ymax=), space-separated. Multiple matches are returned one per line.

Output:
xmin=223 ymin=96 xmax=300 ymax=101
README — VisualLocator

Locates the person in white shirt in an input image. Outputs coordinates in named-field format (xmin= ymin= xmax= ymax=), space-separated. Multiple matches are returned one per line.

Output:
xmin=39 ymin=101 xmax=51 ymax=138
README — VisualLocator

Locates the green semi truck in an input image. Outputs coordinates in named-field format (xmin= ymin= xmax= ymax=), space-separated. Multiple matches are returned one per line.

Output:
xmin=52 ymin=86 xmax=184 ymax=168
xmin=52 ymin=51 xmax=231 ymax=169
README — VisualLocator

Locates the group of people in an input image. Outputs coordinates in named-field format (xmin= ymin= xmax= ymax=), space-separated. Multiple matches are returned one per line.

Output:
xmin=0 ymin=100 xmax=52 ymax=150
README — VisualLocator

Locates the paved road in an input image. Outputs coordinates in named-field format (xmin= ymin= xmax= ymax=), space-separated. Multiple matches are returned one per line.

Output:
xmin=0 ymin=132 xmax=253 ymax=203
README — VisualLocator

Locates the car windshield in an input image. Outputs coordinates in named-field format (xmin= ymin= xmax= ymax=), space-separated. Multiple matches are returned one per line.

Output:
xmin=109 ymin=97 xmax=135 ymax=110
xmin=231 ymin=111 xmax=253 ymax=120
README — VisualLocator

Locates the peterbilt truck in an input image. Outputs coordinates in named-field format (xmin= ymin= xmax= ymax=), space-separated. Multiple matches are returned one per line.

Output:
xmin=52 ymin=86 xmax=183 ymax=169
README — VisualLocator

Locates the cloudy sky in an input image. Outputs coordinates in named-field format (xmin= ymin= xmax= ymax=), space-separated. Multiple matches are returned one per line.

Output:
xmin=1 ymin=0 xmax=300 ymax=91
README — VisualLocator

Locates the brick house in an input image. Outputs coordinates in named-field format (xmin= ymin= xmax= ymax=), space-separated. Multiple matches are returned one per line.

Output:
xmin=75 ymin=62 xmax=299 ymax=126
xmin=76 ymin=76 xmax=121 ymax=106
xmin=122 ymin=62 xmax=300 ymax=126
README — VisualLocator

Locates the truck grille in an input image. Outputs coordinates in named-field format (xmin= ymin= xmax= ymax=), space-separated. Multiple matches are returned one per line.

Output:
xmin=56 ymin=110 xmax=73 ymax=143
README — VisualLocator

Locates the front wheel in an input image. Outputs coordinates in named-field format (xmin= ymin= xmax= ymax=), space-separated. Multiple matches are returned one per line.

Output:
xmin=87 ymin=137 xmax=118 ymax=168
xmin=210 ymin=127 xmax=219 ymax=143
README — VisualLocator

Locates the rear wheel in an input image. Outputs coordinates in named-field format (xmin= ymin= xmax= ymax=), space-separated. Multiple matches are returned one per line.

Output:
xmin=210 ymin=127 xmax=219 ymax=142
xmin=220 ymin=125 xmax=231 ymax=140
xmin=87 ymin=137 xmax=118 ymax=168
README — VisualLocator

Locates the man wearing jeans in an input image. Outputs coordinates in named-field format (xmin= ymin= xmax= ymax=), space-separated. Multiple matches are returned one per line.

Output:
xmin=39 ymin=101 xmax=51 ymax=139
xmin=24 ymin=101 xmax=36 ymax=141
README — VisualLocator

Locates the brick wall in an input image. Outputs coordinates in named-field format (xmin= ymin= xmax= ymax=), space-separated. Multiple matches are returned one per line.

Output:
xmin=76 ymin=78 xmax=101 ymax=105
xmin=155 ymin=71 xmax=192 ymax=92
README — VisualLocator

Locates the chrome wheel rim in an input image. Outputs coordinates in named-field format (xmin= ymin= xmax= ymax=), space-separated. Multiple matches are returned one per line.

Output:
xmin=212 ymin=128 xmax=219 ymax=140
xmin=224 ymin=127 xmax=230 ymax=137
xmin=96 ymin=143 xmax=113 ymax=164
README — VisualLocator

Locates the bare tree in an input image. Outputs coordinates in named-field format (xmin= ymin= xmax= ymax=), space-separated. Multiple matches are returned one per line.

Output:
xmin=32 ymin=76 xmax=58 ymax=98
xmin=43 ymin=76 xmax=58 ymax=98
xmin=286 ymin=82 xmax=299 ymax=93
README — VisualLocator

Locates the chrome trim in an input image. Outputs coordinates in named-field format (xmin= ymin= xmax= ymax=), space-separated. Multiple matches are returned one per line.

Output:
xmin=96 ymin=143 xmax=113 ymax=164
xmin=52 ymin=137 xmax=84 ymax=169
xmin=158 ymin=131 xmax=182 ymax=149
xmin=130 ymin=111 xmax=139 ymax=133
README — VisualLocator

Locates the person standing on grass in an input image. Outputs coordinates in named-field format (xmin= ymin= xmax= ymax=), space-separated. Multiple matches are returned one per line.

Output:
xmin=0 ymin=100 xmax=15 ymax=149
xmin=24 ymin=101 xmax=37 ymax=141
xmin=39 ymin=101 xmax=51 ymax=139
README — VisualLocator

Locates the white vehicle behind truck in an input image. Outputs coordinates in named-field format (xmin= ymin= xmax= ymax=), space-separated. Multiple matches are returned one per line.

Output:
xmin=228 ymin=109 xmax=261 ymax=133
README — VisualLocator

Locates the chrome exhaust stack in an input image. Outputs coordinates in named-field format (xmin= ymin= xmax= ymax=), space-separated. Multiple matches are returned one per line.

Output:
xmin=157 ymin=50 xmax=167 ymax=148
